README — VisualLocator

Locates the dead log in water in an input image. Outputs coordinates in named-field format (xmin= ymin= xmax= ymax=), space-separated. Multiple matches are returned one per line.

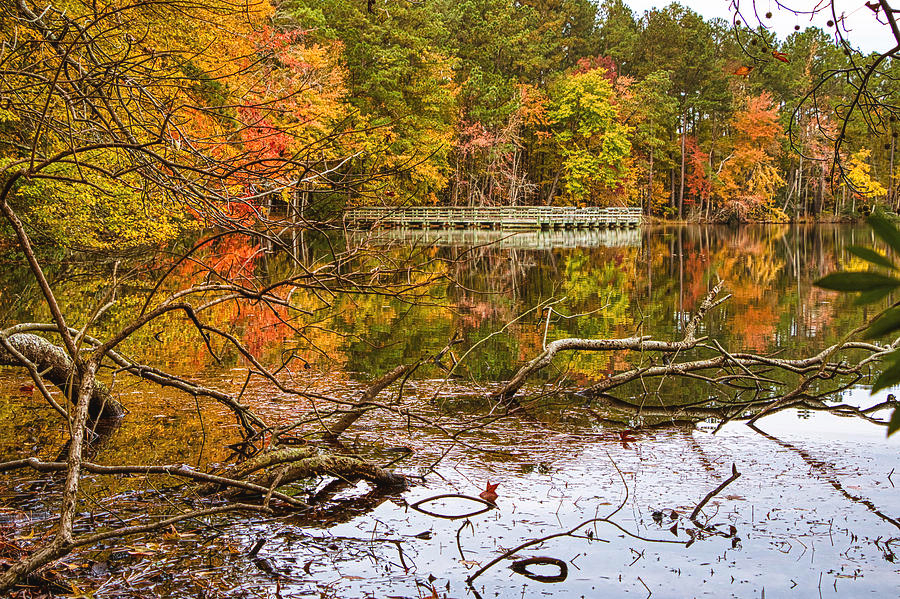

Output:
xmin=0 ymin=333 xmax=125 ymax=420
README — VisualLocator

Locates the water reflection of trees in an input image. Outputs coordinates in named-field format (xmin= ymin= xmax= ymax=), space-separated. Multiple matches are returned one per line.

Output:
xmin=0 ymin=225 xmax=883 ymax=418
xmin=0 ymin=225 xmax=882 ymax=386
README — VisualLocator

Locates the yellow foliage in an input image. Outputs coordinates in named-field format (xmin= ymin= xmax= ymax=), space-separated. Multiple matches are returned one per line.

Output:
xmin=845 ymin=149 xmax=886 ymax=200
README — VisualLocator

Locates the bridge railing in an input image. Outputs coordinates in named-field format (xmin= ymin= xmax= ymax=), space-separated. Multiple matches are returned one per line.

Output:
xmin=343 ymin=205 xmax=642 ymax=229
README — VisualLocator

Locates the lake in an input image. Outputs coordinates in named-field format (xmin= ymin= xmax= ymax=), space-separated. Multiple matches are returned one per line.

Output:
xmin=1 ymin=224 xmax=899 ymax=598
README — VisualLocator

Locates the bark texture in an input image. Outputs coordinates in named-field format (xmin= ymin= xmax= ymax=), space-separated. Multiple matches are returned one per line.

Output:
xmin=224 ymin=446 xmax=408 ymax=491
xmin=324 ymin=364 xmax=413 ymax=441
xmin=0 ymin=333 xmax=125 ymax=420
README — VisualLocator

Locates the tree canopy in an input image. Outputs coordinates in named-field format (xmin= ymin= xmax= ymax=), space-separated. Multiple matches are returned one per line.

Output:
xmin=4 ymin=0 xmax=899 ymax=227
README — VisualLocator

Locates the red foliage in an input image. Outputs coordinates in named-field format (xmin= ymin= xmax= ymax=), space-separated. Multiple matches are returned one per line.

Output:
xmin=248 ymin=26 xmax=308 ymax=55
xmin=479 ymin=481 xmax=500 ymax=503
xmin=683 ymin=136 xmax=711 ymax=204
xmin=573 ymin=55 xmax=617 ymax=82
xmin=238 ymin=105 xmax=293 ymax=162
xmin=457 ymin=121 xmax=503 ymax=154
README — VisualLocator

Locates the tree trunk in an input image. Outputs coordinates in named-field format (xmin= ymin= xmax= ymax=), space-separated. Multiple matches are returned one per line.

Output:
xmin=679 ymin=110 xmax=686 ymax=220
xmin=647 ymin=144 xmax=654 ymax=217
xmin=890 ymin=136 xmax=896 ymax=210
xmin=492 ymin=282 xmax=727 ymax=402
xmin=0 ymin=333 xmax=124 ymax=420
xmin=670 ymin=168 xmax=675 ymax=212
xmin=814 ymin=164 xmax=825 ymax=216
xmin=324 ymin=364 xmax=413 ymax=442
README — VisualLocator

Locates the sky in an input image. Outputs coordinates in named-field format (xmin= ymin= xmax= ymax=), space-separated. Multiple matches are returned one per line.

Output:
xmin=621 ymin=1 xmax=898 ymax=54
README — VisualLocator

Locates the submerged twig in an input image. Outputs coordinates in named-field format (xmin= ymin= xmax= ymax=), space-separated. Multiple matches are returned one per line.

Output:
xmin=689 ymin=463 xmax=741 ymax=524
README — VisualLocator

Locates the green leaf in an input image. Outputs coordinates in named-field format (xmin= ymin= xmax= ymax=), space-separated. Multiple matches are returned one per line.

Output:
xmin=815 ymin=272 xmax=900 ymax=292
xmin=872 ymin=352 xmax=900 ymax=392
xmin=868 ymin=213 xmax=900 ymax=256
xmin=888 ymin=408 xmax=900 ymax=437
xmin=854 ymin=287 xmax=895 ymax=305
xmin=847 ymin=245 xmax=896 ymax=270
xmin=865 ymin=307 xmax=900 ymax=338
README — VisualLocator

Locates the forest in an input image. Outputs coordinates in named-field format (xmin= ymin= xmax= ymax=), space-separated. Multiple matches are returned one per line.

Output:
xmin=329 ymin=0 xmax=897 ymax=222
xmin=252 ymin=0 xmax=900 ymax=223
xmin=1 ymin=0 xmax=899 ymax=250
xmin=216 ymin=0 xmax=900 ymax=220
xmin=280 ymin=0 xmax=900 ymax=223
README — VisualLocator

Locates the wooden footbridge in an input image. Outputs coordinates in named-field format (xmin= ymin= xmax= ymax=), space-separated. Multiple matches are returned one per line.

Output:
xmin=343 ymin=205 xmax=642 ymax=230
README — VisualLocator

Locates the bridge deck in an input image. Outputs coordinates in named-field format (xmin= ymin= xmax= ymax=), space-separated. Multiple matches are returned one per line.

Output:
xmin=344 ymin=206 xmax=642 ymax=230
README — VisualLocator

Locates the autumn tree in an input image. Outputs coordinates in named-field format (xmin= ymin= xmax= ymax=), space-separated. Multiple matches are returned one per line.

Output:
xmin=545 ymin=68 xmax=631 ymax=205
xmin=717 ymin=92 xmax=787 ymax=220
xmin=282 ymin=0 xmax=457 ymax=201
xmin=845 ymin=149 xmax=888 ymax=210
xmin=683 ymin=136 xmax=712 ymax=209
xmin=733 ymin=0 xmax=900 ymax=216
xmin=433 ymin=0 xmax=544 ymax=204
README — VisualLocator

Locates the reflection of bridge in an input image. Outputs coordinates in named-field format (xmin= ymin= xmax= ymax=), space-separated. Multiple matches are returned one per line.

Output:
xmin=344 ymin=206 xmax=642 ymax=230
xmin=347 ymin=227 xmax=642 ymax=249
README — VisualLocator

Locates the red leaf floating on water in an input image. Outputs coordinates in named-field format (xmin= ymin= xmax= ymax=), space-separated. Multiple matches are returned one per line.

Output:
xmin=619 ymin=430 xmax=636 ymax=443
xmin=479 ymin=481 xmax=499 ymax=504
xmin=19 ymin=384 xmax=34 ymax=394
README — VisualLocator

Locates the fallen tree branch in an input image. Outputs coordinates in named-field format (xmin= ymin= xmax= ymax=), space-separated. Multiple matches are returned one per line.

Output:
xmin=0 ymin=333 xmax=124 ymax=420
xmin=243 ymin=453 xmax=408 ymax=489
xmin=492 ymin=319 xmax=894 ymax=413
xmin=190 ymin=445 xmax=408 ymax=498
xmin=0 ymin=449 xmax=407 ymax=507
xmin=6 ymin=323 xmax=267 ymax=435
xmin=323 ymin=363 xmax=416 ymax=442
xmin=583 ymin=340 xmax=890 ymax=397
xmin=493 ymin=281 xmax=727 ymax=401
xmin=0 ymin=457 xmax=309 ymax=509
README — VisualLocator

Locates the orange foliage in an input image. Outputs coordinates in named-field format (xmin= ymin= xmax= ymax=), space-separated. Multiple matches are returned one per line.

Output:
xmin=683 ymin=136 xmax=711 ymax=205
xmin=716 ymin=92 xmax=786 ymax=218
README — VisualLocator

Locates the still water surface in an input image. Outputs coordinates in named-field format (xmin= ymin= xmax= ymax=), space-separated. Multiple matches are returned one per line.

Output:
xmin=1 ymin=225 xmax=899 ymax=598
